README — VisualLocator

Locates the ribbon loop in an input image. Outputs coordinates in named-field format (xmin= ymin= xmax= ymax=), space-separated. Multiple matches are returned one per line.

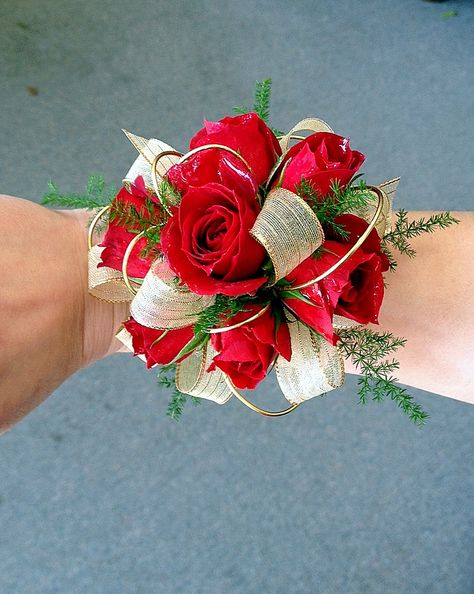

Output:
xmin=279 ymin=117 xmax=334 ymax=153
xmin=250 ymin=188 xmax=324 ymax=282
xmin=130 ymin=263 xmax=215 ymax=330
xmin=176 ymin=343 xmax=232 ymax=404
xmin=122 ymin=130 xmax=181 ymax=192
xmin=88 ymin=245 xmax=134 ymax=303
xmin=275 ymin=318 xmax=345 ymax=405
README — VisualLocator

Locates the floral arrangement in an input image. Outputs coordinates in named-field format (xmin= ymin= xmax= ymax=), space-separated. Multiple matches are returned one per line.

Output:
xmin=42 ymin=80 xmax=458 ymax=422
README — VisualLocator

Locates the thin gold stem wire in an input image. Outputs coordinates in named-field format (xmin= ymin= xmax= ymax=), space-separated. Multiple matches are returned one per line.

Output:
xmin=289 ymin=186 xmax=385 ymax=291
xmin=151 ymin=150 xmax=183 ymax=214
xmin=178 ymin=144 xmax=253 ymax=173
xmin=121 ymin=228 xmax=159 ymax=296
xmin=224 ymin=375 xmax=300 ymax=417
xmin=208 ymin=303 xmax=271 ymax=334
xmin=87 ymin=204 xmax=111 ymax=251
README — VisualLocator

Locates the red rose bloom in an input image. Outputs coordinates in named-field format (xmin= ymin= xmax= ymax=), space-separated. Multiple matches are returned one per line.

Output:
xmin=284 ymin=214 xmax=389 ymax=334
xmin=189 ymin=112 xmax=282 ymax=186
xmin=208 ymin=305 xmax=292 ymax=389
xmin=165 ymin=148 xmax=258 ymax=199
xmin=160 ymin=182 xmax=267 ymax=296
xmin=123 ymin=318 xmax=193 ymax=369
xmin=278 ymin=132 xmax=365 ymax=196
xmin=98 ymin=176 xmax=162 ymax=278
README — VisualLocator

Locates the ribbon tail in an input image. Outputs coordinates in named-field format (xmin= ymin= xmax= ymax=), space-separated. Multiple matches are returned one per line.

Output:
xmin=176 ymin=343 xmax=232 ymax=404
xmin=275 ymin=318 xmax=345 ymax=405
xmin=88 ymin=245 xmax=134 ymax=302
xmin=279 ymin=118 xmax=334 ymax=153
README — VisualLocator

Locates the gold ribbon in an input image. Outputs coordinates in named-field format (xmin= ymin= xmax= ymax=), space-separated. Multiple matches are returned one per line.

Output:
xmin=88 ymin=245 xmax=134 ymax=303
xmin=275 ymin=316 xmax=345 ymax=405
xmin=350 ymin=178 xmax=400 ymax=239
xmin=122 ymin=129 xmax=182 ymax=192
xmin=250 ymin=187 xmax=324 ymax=282
xmin=175 ymin=343 xmax=232 ymax=404
xmin=130 ymin=264 xmax=215 ymax=330
xmin=278 ymin=117 xmax=334 ymax=153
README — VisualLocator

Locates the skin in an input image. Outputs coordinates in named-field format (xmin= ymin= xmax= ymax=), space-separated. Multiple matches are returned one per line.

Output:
xmin=0 ymin=196 xmax=472 ymax=433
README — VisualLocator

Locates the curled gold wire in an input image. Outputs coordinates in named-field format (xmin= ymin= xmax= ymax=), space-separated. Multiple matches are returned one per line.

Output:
xmin=224 ymin=375 xmax=300 ymax=417
xmin=151 ymin=150 xmax=184 ymax=214
xmin=208 ymin=303 xmax=271 ymax=334
xmin=87 ymin=204 xmax=111 ymax=251
xmin=178 ymin=143 xmax=253 ymax=173
xmin=288 ymin=186 xmax=385 ymax=291
xmin=121 ymin=228 xmax=159 ymax=296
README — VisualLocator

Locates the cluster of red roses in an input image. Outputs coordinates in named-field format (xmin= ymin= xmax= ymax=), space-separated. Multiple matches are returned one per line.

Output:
xmin=98 ymin=113 xmax=389 ymax=390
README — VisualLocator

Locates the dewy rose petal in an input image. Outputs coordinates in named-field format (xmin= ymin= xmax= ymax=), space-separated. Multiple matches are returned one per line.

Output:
xmin=160 ymin=182 xmax=267 ymax=296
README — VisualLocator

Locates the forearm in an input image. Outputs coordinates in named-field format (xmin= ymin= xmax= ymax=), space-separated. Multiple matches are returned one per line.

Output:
xmin=345 ymin=211 xmax=474 ymax=403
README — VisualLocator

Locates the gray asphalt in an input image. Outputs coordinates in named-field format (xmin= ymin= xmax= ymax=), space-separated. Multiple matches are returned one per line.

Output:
xmin=1 ymin=1 xmax=473 ymax=593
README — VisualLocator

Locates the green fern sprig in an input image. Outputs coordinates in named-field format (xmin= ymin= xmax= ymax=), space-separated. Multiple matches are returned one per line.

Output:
xmin=158 ymin=364 xmax=200 ymax=420
xmin=297 ymin=178 xmax=372 ymax=238
xmin=41 ymin=175 xmax=117 ymax=209
xmin=383 ymin=209 xmax=459 ymax=257
xmin=338 ymin=327 xmax=428 ymax=425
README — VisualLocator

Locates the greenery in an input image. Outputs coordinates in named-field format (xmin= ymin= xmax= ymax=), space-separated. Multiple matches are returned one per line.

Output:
xmin=382 ymin=209 xmax=459 ymax=258
xmin=41 ymin=175 xmax=117 ymax=210
xmin=158 ymin=364 xmax=200 ymax=420
xmin=338 ymin=327 xmax=429 ymax=425
xmin=234 ymin=78 xmax=283 ymax=135
xmin=297 ymin=177 xmax=371 ymax=238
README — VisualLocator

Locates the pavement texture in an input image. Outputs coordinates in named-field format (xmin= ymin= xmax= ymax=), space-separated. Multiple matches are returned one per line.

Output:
xmin=0 ymin=1 xmax=473 ymax=593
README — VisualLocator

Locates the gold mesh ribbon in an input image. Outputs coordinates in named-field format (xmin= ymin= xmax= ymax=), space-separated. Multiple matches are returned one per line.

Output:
xmin=129 ymin=264 xmax=215 ymax=330
xmin=278 ymin=117 xmax=334 ymax=153
xmin=122 ymin=129 xmax=181 ymax=196
xmin=250 ymin=187 xmax=324 ymax=282
xmin=176 ymin=343 xmax=232 ymax=404
xmin=275 ymin=318 xmax=345 ymax=405
xmin=88 ymin=245 xmax=134 ymax=303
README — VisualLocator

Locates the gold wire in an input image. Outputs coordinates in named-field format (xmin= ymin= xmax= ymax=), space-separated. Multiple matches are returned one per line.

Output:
xmin=150 ymin=150 xmax=184 ymax=215
xmin=178 ymin=144 xmax=253 ymax=172
xmin=121 ymin=228 xmax=159 ymax=296
xmin=224 ymin=375 xmax=300 ymax=417
xmin=87 ymin=204 xmax=111 ymax=251
xmin=208 ymin=303 xmax=271 ymax=334
xmin=288 ymin=186 xmax=385 ymax=291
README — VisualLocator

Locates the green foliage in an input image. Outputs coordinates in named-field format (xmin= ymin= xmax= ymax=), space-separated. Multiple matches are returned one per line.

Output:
xmin=158 ymin=363 xmax=200 ymax=420
xmin=159 ymin=178 xmax=181 ymax=209
xmin=194 ymin=294 xmax=256 ymax=335
xmin=297 ymin=178 xmax=371 ymax=238
xmin=382 ymin=209 xmax=459 ymax=258
xmin=41 ymin=175 xmax=117 ymax=209
xmin=338 ymin=327 xmax=429 ymax=425
xmin=233 ymin=78 xmax=282 ymax=134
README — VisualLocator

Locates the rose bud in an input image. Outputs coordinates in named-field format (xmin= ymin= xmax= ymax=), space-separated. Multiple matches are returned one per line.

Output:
xmin=189 ymin=112 xmax=282 ymax=186
xmin=98 ymin=176 xmax=163 ymax=278
xmin=208 ymin=305 xmax=292 ymax=390
xmin=160 ymin=181 xmax=267 ymax=297
xmin=166 ymin=147 xmax=258 ymax=199
xmin=123 ymin=318 xmax=194 ymax=368
xmin=277 ymin=132 xmax=365 ymax=197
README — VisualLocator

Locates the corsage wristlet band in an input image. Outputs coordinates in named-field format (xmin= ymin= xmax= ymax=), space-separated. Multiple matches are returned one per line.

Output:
xmin=43 ymin=80 xmax=458 ymax=422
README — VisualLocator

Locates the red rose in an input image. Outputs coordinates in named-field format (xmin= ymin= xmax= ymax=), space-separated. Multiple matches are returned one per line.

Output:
xmin=98 ymin=176 xmax=163 ymax=278
xmin=123 ymin=318 xmax=193 ymax=368
xmin=278 ymin=132 xmax=365 ymax=196
xmin=165 ymin=148 xmax=258 ymax=199
xmin=189 ymin=112 xmax=282 ymax=186
xmin=160 ymin=182 xmax=267 ymax=296
xmin=208 ymin=305 xmax=292 ymax=389
xmin=284 ymin=214 xmax=389 ymax=333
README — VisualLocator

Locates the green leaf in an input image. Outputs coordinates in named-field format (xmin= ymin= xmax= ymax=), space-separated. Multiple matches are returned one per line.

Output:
xmin=41 ymin=175 xmax=117 ymax=209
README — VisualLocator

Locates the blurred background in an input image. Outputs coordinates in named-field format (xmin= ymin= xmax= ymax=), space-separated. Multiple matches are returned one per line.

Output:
xmin=1 ymin=1 xmax=473 ymax=592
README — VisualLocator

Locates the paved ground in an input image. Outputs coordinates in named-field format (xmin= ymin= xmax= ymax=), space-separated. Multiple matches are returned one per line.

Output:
xmin=0 ymin=1 xmax=473 ymax=593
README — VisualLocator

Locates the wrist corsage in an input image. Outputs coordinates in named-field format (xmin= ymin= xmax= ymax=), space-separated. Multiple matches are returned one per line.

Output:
xmin=43 ymin=80 xmax=458 ymax=423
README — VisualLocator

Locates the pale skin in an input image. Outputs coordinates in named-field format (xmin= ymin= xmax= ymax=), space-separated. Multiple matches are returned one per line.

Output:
xmin=0 ymin=195 xmax=472 ymax=433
